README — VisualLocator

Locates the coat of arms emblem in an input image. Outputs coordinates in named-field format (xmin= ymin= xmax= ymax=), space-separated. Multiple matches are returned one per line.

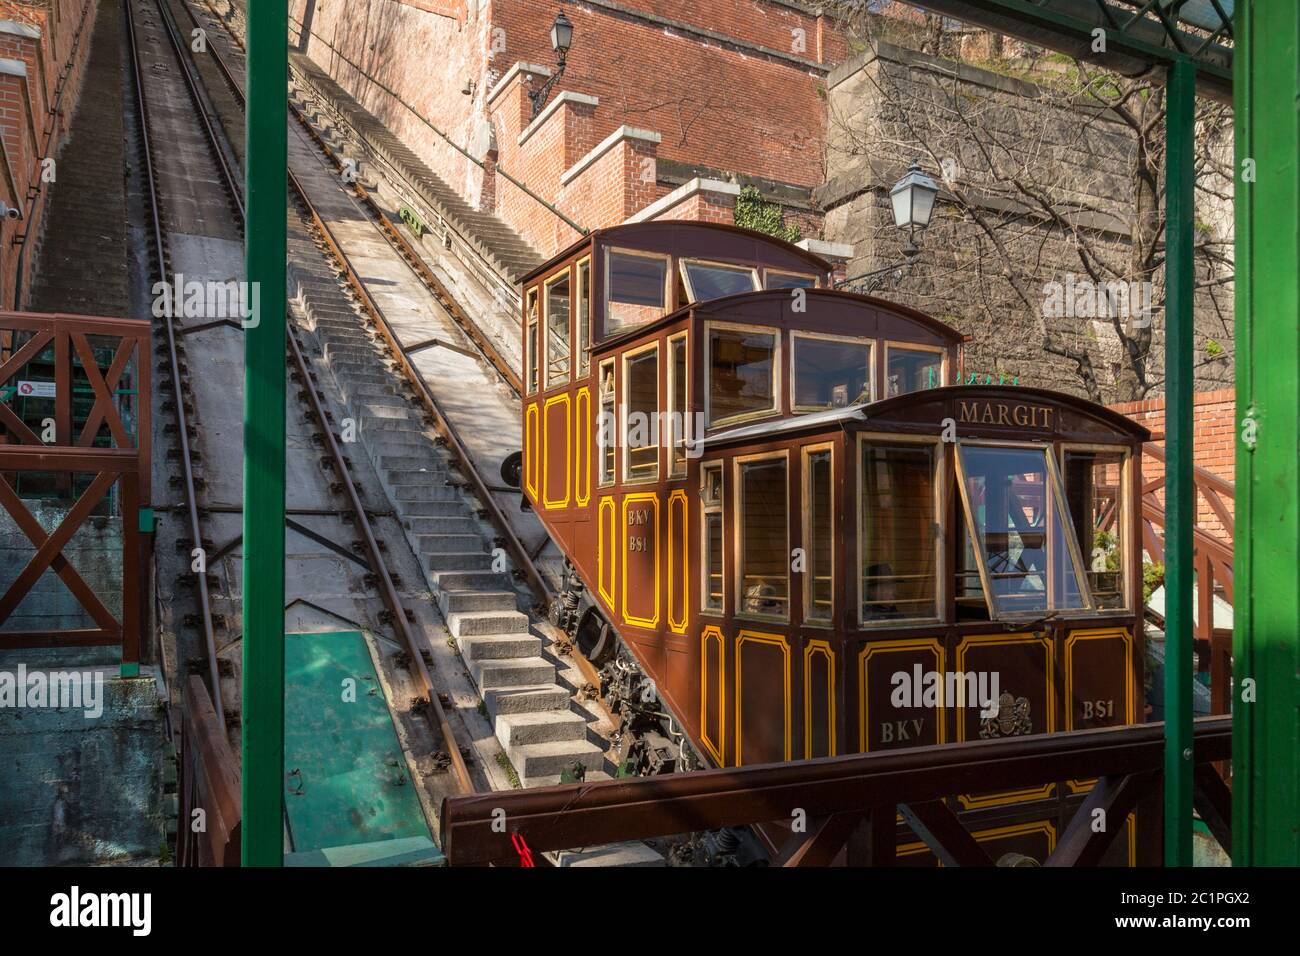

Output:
xmin=979 ymin=691 xmax=1032 ymax=738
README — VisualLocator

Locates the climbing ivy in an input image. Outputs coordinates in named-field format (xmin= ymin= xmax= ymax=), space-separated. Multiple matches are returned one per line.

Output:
xmin=733 ymin=185 xmax=801 ymax=244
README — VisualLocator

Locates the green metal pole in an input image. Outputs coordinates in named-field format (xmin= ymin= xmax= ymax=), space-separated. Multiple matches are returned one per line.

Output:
xmin=1162 ymin=56 xmax=1195 ymax=867
xmin=1232 ymin=0 xmax=1300 ymax=866
xmin=241 ymin=0 xmax=288 ymax=867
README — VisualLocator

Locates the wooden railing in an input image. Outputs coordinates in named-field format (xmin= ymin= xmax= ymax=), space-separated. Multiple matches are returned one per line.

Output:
xmin=1132 ymin=442 xmax=1234 ymax=716
xmin=177 ymin=676 xmax=241 ymax=866
xmin=441 ymin=718 xmax=1232 ymax=866
xmin=0 ymin=311 xmax=151 ymax=668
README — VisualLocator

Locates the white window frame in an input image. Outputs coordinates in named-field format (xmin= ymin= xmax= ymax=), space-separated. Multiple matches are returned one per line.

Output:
xmin=733 ymin=449 xmax=791 ymax=624
xmin=704 ymin=320 xmax=782 ymax=429
xmin=791 ymin=330 xmax=875 ymax=412
xmin=621 ymin=341 xmax=661 ymax=485
xmin=597 ymin=358 xmax=616 ymax=487
xmin=700 ymin=461 xmax=724 ymax=616
xmin=667 ymin=331 xmax=690 ymax=479
xmin=604 ymin=246 xmax=672 ymax=335
xmin=802 ymin=443 xmax=835 ymax=627
xmin=543 ymin=267 xmax=573 ymax=390
xmin=883 ymin=340 xmax=948 ymax=397
xmin=679 ymin=257 xmax=760 ymax=303
xmin=764 ymin=268 xmax=820 ymax=289
xmin=1059 ymin=442 xmax=1133 ymax=614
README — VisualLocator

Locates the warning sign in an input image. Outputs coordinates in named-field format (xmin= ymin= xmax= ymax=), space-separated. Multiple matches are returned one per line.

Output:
xmin=16 ymin=381 xmax=55 ymax=398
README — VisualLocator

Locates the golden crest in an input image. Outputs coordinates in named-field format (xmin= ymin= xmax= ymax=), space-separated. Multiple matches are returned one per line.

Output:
xmin=979 ymin=691 xmax=1032 ymax=738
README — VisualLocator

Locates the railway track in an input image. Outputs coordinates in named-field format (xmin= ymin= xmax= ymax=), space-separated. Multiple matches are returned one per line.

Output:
xmin=174 ymin=0 xmax=618 ymax=788
xmin=127 ymin=0 xmax=482 ymax=805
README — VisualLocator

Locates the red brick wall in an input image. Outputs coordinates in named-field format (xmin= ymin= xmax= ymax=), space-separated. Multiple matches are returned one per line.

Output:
xmin=1109 ymin=389 xmax=1236 ymax=541
xmin=0 ymin=0 xmax=97 ymax=308
xmin=294 ymin=0 xmax=848 ymax=258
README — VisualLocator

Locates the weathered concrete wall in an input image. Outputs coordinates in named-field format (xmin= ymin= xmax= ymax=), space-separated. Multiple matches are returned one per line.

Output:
xmin=0 ymin=501 xmax=122 ymax=633
xmin=0 ymin=672 xmax=165 ymax=865
xmin=821 ymin=40 xmax=1235 ymax=402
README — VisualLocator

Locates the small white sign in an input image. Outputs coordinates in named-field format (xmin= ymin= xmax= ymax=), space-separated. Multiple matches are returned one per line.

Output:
xmin=16 ymin=380 xmax=55 ymax=398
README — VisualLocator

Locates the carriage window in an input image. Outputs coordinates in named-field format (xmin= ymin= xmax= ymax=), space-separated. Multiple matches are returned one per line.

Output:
xmin=681 ymin=260 xmax=758 ymax=302
xmin=805 ymin=448 xmax=833 ymax=624
xmin=765 ymin=270 xmax=817 ymax=290
xmin=545 ymin=271 xmax=571 ymax=387
xmin=577 ymin=259 xmax=591 ymax=376
xmin=598 ymin=360 xmax=615 ymax=485
xmin=886 ymin=345 xmax=945 ymax=396
xmin=738 ymin=456 xmax=788 ymax=619
xmin=956 ymin=445 xmax=1090 ymax=617
xmin=607 ymin=250 xmax=669 ymax=333
xmin=623 ymin=346 xmax=659 ymax=482
xmin=1063 ymin=449 xmax=1128 ymax=610
xmin=525 ymin=289 xmax=539 ymax=394
xmin=702 ymin=463 xmax=723 ymax=613
xmin=708 ymin=326 xmax=777 ymax=426
xmin=860 ymin=443 xmax=938 ymax=623
xmin=793 ymin=334 xmax=872 ymax=410
xmin=668 ymin=334 xmax=689 ymax=478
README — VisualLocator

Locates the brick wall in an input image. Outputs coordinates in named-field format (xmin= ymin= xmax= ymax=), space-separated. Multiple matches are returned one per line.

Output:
xmin=292 ymin=0 xmax=849 ymax=258
xmin=1110 ymin=389 xmax=1236 ymax=541
xmin=0 ymin=0 xmax=97 ymax=308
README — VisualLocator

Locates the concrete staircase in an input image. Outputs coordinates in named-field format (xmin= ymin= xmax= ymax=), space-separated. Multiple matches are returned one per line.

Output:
xmin=288 ymin=233 xmax=602 ymax=789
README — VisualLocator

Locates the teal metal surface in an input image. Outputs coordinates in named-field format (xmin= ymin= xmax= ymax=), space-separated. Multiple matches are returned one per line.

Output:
xmin=284 ymin=836 xmax=445 ymax=867
xmin=1162 ymin=56 xmax=1196 ymax=868
xmin=283 ymin=631 xmax=432 ymax=856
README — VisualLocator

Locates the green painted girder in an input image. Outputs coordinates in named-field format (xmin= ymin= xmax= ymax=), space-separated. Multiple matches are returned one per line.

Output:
xmin=1232 ymin=0 xmax=1300 ymax=866
xmin=241 ymin=0 xmax=288 ymax=868
xmin=914 ymin=0 xmax=1232 ymax=101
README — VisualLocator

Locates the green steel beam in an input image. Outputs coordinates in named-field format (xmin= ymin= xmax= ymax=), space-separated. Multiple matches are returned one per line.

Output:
xmin=1162 ymin=55 xmax=1196 ymax=868
xmin=913 ymin=0 xmax=1232 ymax=102
xmin=241 ymin=0 xmax=288 ymax=867
xmin=1232 ymin=0 xmax=1300 ymax=866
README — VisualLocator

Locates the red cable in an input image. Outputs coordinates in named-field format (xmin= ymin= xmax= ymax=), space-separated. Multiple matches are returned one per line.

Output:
xmin=511 ymin=832 xmax=534 ymax=867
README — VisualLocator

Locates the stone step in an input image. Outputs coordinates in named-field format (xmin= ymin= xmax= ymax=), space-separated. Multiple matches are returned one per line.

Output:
xmin=409 ymin=516 xmax=478 ymax=536
xmin=483 ymin=684 xmax=571 ymax=718
xmin=395 ymin=484 xmax=461 ymax=503
xmin=382 ymin=454 xmax=444 ymax=473
xmin=472 ymin=656 xmax=555 ymax=690
xmin=398 ymin=501 xmax=475 ymax=519
xmin=438 ymin=589 xmax=517 ymax=614
xmin=386 ymin=469 xmax=449 ymax=488
xmin=526 ymin=769 xmax=615 ymax=789
xmin=419 ymin=532 xmax=486 ymax=554
xmin=432 ymin=569 xmax=514 ymax=590
xmin=549 ymin=842 xmax=666 ymax=867
xmin=422 ymin=550 xmax=492 ymax=572
xmin=457 ymin=633 xmax=542 ymax=661
xmin=511 ymin=740 xmax=605 ymax=781
xmin=496 ymin=710 xmax=587 ymax=748
xmin=447 ymin=609 xmax=529 ymax=637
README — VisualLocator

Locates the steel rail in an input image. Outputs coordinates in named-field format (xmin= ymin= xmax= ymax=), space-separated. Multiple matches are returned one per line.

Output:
xmin=160 ymin=0 xmax=476 ymax=793
xmin=126 ymin=0 xmax=224 ymax=721
xmin=186 ymin=9 xmax=553 ymax=606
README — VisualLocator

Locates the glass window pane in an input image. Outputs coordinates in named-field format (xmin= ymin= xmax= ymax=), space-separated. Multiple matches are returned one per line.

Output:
xmin=577 ymin=260 xmax=591 ymax=376
xmin=886 ymin=346 xmax=944 ymax=396
xmin=545 ymin=273 xmax=571 ymax=386
xmin=957 ymin=445 xmax=1087 ymax=616
xmin=683 ymin=261 xmax=757 ymax=301
xmin=624 ymin=348 xmax=658 ymax=481
xmin=669 ymin=337 xmax=688 ymax=477
xmin=765 ymin=271 xmax=817 ymax=290
xmin=860 ymin=444 xmax=937 ymax=621
xmin=739 ymin=458 xmax=788 ymax=617
xmin=525 ymin=290 xmax=539 ymax=394
xmin=598 ymin=362 xmax=615 ymax=484
xmin=708 ymin=327 xmax=776 ymax=425
xmin=608 ymin=251 xmax=667 ymax=332
xmin=793 ymin=336 xmax=871 ymax=409
xmin=704 ymin=511 xmax=723 ymax=613
xmin=806 ymin=450 xmax=832 ymax=622
xmin=1064 ymin=450 xmax=1127 ymax=609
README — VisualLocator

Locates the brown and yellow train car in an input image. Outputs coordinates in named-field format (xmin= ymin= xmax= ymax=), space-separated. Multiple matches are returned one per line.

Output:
xmin=517 ymin=222 xmax=1151 ymax=864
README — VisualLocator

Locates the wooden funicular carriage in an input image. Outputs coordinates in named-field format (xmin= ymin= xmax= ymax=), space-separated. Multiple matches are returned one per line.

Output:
xmin=516 ymin=221 xmax=1151 ymax=864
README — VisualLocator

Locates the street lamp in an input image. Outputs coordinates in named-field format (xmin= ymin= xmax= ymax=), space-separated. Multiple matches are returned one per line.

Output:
xmin=837 ymin=160 xmax=940 ymax=294
xmin=529 ymin=11 xmax=574 ymax=119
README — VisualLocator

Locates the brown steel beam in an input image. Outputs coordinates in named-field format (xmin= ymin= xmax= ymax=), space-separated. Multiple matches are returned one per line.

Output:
xmin=1046 ymin=771 xmax=1157 ymax=867
xmin=898 ymin=799 xmax=995 ymax=867
xmin=440 ymin=718 xmax=1231 ymax=865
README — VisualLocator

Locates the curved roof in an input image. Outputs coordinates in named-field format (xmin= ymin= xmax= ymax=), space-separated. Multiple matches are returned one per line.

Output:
xmin=594 ymin=286 xmax=965 ymax=353
xmin=520 ymin=220 xmax=833 ymax=285
xmin=863 ymin=384 xmax=1152 ymax=440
